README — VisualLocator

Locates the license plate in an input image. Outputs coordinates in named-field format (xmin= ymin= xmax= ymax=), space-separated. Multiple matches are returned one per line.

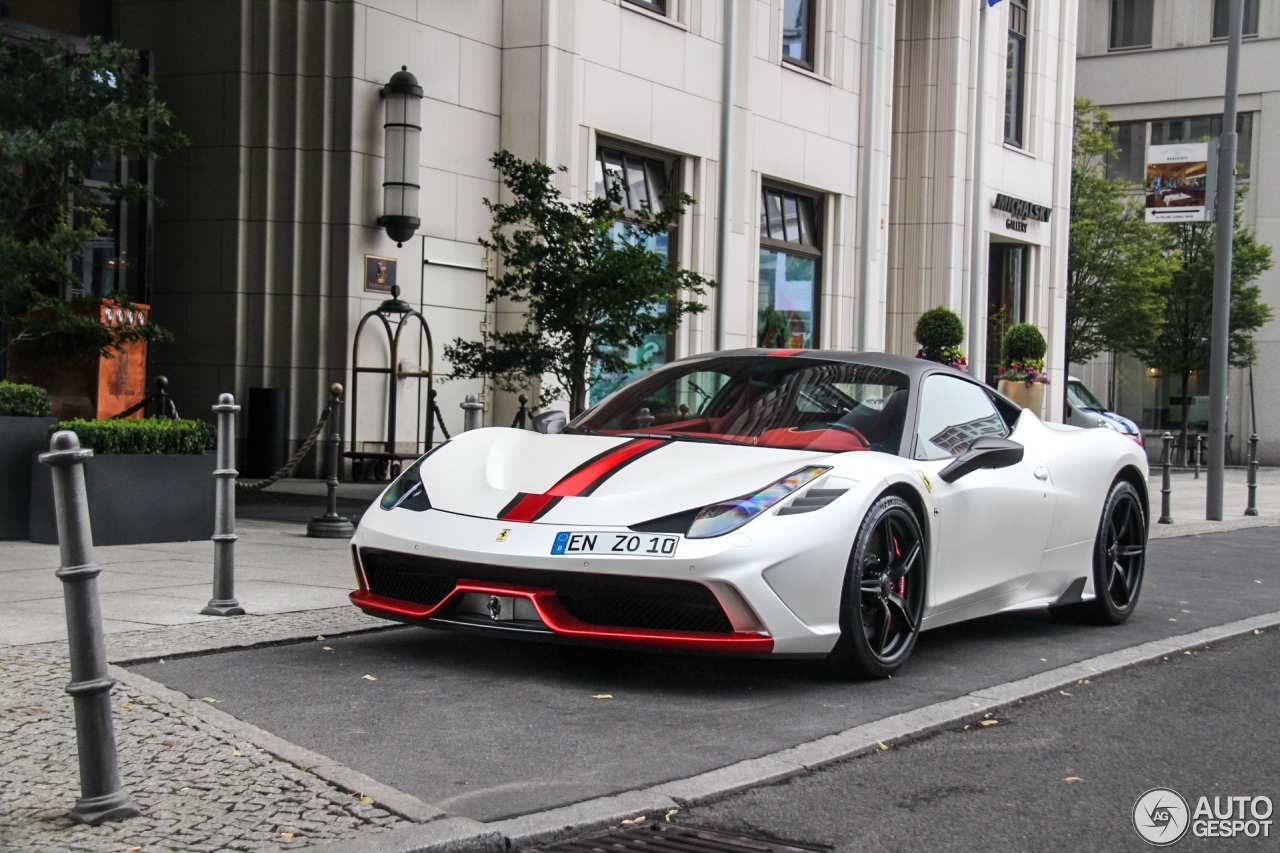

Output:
xmin=551 ymin=531 xmax=679 ymax=558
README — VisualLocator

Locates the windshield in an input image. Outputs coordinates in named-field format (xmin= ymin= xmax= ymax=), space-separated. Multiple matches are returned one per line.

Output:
xmin=570 ymin=356 xmax=911 ymax=454
xmin=1066 ymin=379 xmax=1106 ymax=412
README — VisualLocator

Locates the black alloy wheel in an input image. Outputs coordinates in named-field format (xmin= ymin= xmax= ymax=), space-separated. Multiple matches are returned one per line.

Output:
xmin=831 ymin=495 xmax=926 ymax=679
xmin=1087 ymin=479 xmax=1147 ymax=624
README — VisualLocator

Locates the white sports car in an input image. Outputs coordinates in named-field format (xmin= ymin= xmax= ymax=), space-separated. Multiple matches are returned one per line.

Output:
xmin=350 ymin=349 xmax=1150 ymax=678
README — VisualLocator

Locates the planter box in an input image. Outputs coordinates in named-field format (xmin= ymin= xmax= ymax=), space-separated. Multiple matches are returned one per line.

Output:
xmin=998 ymin=379 xmax=1046 ymax=417
xmin=28 ymin=452 xmax=215 ymax=546
xmin=0 ymin=415 xmax=57 ymax=540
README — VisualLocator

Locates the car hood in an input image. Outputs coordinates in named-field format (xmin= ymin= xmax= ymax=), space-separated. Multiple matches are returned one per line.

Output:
xmin=408 ymin=427 xmax=864 ymax=526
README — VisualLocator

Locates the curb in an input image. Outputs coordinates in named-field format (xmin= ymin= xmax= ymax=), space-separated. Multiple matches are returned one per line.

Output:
xmin=121 ymin=608 xmax=1276 ymax=853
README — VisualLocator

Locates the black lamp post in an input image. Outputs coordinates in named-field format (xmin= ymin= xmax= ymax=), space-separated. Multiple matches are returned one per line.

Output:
xmin=376 ymin=66 xmax=423 ymax=246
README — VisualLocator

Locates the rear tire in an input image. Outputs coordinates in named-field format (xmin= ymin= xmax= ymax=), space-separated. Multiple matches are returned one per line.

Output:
xmin=1083 ymin=479 xmax=1147 ymax=624
xmin=829 ymin=495 xmax=926 ymax=679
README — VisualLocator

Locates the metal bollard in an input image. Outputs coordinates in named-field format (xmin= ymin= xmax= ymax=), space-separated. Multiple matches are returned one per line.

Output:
xmin=1245 ymin=433 xmax=1259 ymax=517
xmin=203 ymin=394 xmax=244 ymax=616
xmin=308 ymin=383 xmax=355 ymax=538
xmin=512 ymin=393 xmax=530 ymax=429
xmin=40 ymin=431 xmax=141 ymax=825
xmin=461 ymin=393 xmax=484 ymax=431
xmin=1158 ymin=432 xmax=1174 ymax=524
xmin=154 ymin=375 xmax=171 ymax=418
xmin=1192 ymin=433 xmax=1201 ymax=479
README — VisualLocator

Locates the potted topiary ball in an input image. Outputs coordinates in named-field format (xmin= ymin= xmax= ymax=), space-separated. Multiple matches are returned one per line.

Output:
xmin=0 ymin=381 xmax=56 ymax=539
xmin=996 ymin=323 xmax=1049 ymax=414
xmin=913 ymin=306 xmax=968 ymax=371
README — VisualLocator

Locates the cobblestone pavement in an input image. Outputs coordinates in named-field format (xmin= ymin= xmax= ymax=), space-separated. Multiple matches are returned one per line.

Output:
xmin=0 ymin=613 xmax=410 ymax=853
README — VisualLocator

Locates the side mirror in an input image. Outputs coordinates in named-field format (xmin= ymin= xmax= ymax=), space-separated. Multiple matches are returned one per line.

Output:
xmin=532 ymin=410 xmax=568 ymax=435
xmin=938 ymin=436 xmax=1025 ymax=483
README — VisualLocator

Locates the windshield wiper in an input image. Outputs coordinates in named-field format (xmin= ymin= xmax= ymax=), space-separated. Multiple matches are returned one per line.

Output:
xmin=562 ymin=425 xmax=605 ymax=436
xmin=616 ymin=432 xmax=748 ymax=446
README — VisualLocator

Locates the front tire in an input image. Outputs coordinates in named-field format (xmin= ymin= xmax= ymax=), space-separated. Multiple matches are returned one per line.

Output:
xmin=1084 ymin=479 xmax=1147 ymax=624
xmin=830 ymin=495 xmax=926 ymax=679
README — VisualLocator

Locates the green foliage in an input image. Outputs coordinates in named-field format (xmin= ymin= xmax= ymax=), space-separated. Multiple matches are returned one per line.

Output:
xmin=1002 ymin=323 xmax=1047 ymax=363
xmin=0 ymin=35 xmax=186 ymax=361
xmin=0 ymin=380 xmax=52 ymax=417
xmin=1067 ymin=99 xmax=1172 ymax=365
xmin=913 ymin=306 xmax=967 ymax=369
xmin=445 ymin=151 xmax=714 ymax=416
xmin=51 ymin=418 xmax=216 ymax=455
xmin=914 ymin=306 xmax=965 ymax=349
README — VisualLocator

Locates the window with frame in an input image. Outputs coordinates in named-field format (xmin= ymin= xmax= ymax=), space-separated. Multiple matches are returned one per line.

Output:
xmin=1213 ymin=0 xmax=1259 ymax=39
xmin=758 ymin=184 xmax=822 ymax=349
xmin=781 ymin=0 xmax=815 ymax=70
xmin=621 ymin=0 xmax=668 ymax=16
xmin=1109 ymin=0 xmax=1154 ymax=49
xmin=1004 ymin=0 xmax=1028 ymax=147
xmin=913 ymin=375 xmax=1009 ymax=460
xmin=590 ymin=142 xmax=680 ymax=405
xmin=1106 ymin=114 xmax=1255 ymax=184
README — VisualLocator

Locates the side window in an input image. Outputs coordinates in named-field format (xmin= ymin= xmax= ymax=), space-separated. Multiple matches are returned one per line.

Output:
xmin=913 ymin=376 xmax=1009 ymax=460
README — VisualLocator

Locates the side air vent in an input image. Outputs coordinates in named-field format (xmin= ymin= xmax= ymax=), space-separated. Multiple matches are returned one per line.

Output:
xmin=776 ymin=488 xmax=847 ymax=516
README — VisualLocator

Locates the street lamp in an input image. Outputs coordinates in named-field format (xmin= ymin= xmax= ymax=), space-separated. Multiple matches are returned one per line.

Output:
xmin=376 ymin=66 xmax=423 ymax=247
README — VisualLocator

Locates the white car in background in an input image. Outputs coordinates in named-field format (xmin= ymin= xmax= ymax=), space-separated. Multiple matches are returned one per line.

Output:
xmin=1066 ymin=377 xmax=1144 ymax=448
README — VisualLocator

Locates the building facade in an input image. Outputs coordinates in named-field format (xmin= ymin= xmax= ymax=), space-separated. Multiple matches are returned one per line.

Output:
xmin=1075 ymin=0 xmax=1279 ymax=464
xmin=3 ymin=0 xmax=1079 ymax=468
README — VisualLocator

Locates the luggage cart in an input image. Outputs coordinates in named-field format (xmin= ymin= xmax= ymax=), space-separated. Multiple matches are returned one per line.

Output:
xmin=346 ymin=286 xmax=434 ymax=481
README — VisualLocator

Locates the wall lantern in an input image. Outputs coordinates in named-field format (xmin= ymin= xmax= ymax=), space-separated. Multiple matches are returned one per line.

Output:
xmin=376 ymin=66 xmax=424 ymax=247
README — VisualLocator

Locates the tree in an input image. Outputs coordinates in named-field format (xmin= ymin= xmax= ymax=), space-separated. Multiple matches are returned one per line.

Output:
xmin=0 ymin=35 xmax=186 ymax=362
xmin=445 ymin=150 xmax=714 ymax=417
xmin=1130 ymin=187 xmax=1274 ymax=454
xmin=1066 ymin=99 xmax=1171 ymax=366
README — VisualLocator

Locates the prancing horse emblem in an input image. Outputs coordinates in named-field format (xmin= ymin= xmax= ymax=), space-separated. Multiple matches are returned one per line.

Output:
xmin=496 ymin=529 xmax=511 ymax=542
xmin=487 ymin=596 xmax=503 ymax=620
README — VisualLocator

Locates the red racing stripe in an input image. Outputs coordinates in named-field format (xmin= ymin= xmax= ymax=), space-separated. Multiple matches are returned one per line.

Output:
xmin=497 ymin=438 xmax=664 ymax=522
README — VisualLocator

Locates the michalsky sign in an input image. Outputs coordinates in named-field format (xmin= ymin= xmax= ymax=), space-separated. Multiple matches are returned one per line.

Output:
xmin=993 ymin=193 xmax=1052 ymax=228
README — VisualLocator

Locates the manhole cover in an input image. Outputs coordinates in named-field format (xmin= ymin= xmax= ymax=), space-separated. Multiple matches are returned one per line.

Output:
xmin=525 ymin=822 xmax=828 ymax=853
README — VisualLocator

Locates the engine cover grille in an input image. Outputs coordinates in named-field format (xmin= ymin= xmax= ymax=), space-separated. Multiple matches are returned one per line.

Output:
xmin=358 ymin=547 xmax=733 ymax=634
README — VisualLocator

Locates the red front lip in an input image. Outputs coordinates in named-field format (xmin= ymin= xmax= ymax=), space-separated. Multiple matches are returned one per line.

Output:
xmin=350 ymin=580 xmax=774 ymax=654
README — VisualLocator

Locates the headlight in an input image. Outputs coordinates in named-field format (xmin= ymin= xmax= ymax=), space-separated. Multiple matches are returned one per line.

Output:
xmin=686 ymin=466 xmax=829 ymax=539
xmin=379 ymin=452 xmax=433 ymax=512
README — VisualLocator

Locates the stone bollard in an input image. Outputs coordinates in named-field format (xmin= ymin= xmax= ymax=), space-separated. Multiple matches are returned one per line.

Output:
xmin=1158 ymin=432 xmax=1174 ymax=525
xmin=40 ymin=431 xmax=141 ymax=825
xmin=461 ymin=393 xmax=484 ymax=431
xmin=308 ymin=383 xmax=355 ymax=538
xmin=1245 ymin=433 xmax=1259 ymax=517
xmin=203 ymin=394 xmax=244 ymax=616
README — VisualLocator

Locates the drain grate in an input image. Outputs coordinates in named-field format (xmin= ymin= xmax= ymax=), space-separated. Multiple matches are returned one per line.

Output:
xmin=524 ymin=823 xmax=829 ymax=853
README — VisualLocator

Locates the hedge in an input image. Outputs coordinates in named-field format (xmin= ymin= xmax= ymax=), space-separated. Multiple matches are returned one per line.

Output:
xmin=0 ymin=381 xmax=52 ymax=417
xmin=51 ymin=417 xmax=217 ymax=455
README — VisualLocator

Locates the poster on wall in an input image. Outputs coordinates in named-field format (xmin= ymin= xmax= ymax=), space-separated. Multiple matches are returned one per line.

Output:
xmin=1145 ymin=143 xmax=1210 ymax=222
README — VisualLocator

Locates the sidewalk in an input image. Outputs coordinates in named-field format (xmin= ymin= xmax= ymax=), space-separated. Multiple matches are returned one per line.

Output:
xmin=1 ymin=468 xmax=1277 ymax=852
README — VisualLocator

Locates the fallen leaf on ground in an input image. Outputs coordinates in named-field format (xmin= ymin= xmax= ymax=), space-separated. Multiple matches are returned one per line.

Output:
xmin=360 ymin=795 xmax=375 ymax=805
xmin=977 ymin=719 xmax=999 ymax=727
xmin=316 ymin=635 xmax=326 ymax=640
xmin=621 ymin=816 xmax=646 ymax=826
xmin=1058 ymin=690 xmax=1072 ymax=696
xmin=362 ymin=674 xmax=378 ymax=681
xmin=877 ymin=740 xmax=890 ymax=750
xmin=1255 ymin=629 xmax=1265 ymax=635
xmin=592 ymin=694 xmax=613 ymax=700
xmin=200 ymin=697 xmax=218 ymax=703
xmin=1076 ymin=679 xmax=1092 ymax=685
xmin=665 ymin=809 xmax=680 ymax=822
xmin=1063 ymin=776 xmax=1083 ymax=783
xmin=322 ymin=646 xmax=333 ymax=652
xmin=1083 ymin=666 xmax=1097 ymax=672
xmin=158 ymin=658 xmax=165 ymax=664
xmin=161 ymin=739 xmax=181 ymax=746
xmin=121 ymin=704 xmax=133 ymax=711
xmin=281 ymin=831 xmax=295 ymax=839
xmin=128 ymin=847 xmax=141 ymax=852
xmin=233 ymin=749 xmax=243 ymax=756
xmin=23 ymin=708 xmax=45 ymax=716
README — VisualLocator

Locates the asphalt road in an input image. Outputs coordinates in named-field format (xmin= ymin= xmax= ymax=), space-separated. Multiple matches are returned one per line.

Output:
xmin=129 ymin=527 xmax=1280 ymax=824
xmin=667 ymin=628 xmax=1280 ymax=853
